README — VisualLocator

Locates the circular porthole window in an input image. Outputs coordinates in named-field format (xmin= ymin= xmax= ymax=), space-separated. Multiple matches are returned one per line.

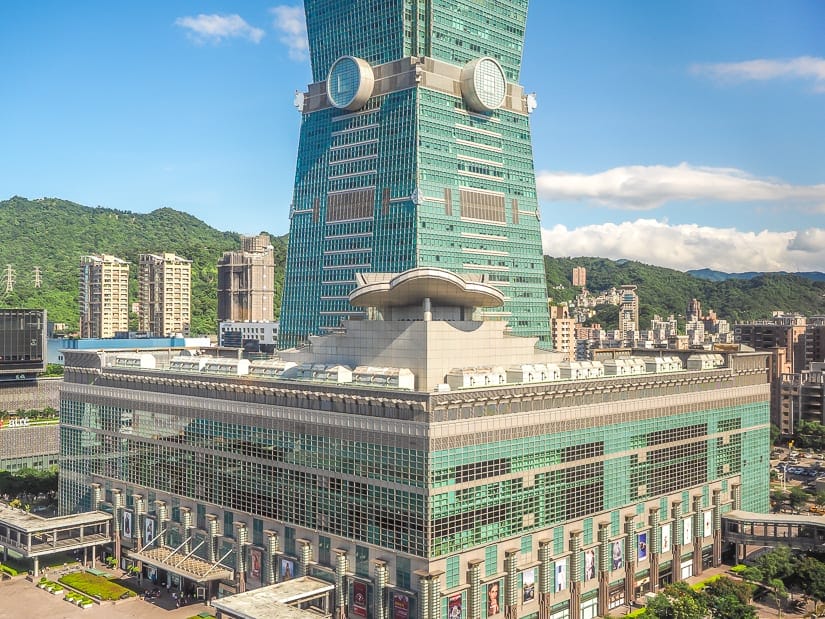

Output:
xmin=460 ymin=57 xmax=507 ymax=112
xmin=326 ymin=56 xmax=375 ymax=111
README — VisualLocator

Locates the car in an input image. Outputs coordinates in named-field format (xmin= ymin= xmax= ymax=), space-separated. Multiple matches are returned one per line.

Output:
xmin=805 ymin=453 xmax=815 ymax=459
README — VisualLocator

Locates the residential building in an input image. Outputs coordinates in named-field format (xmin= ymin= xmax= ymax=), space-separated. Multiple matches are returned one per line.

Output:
xmin=138 ymin=253 xmax=192 ymax=337
xmin=549 ymin=305 xmax=576 ymax=361
xmin=780 ymin=362 xmax=825 ymax=435
xmin=734 ymin=320 xmax=807 ymax=373
xmin=217 ymin=234 xmax=276 ymax=322
xmin=572 ymin=266 xmax=587 ymax=288
xmin=687 ymin=299 xmax=702 ymax=323
xmin=618 ymin=285 xmax=639 ymax=334
xmin=59 ymin=268 xmax=770 ymax=619
xmin=79 ymin=254 xmax=130 ymax=338
xmin=278 ymin=0 xmax=551 ymax=348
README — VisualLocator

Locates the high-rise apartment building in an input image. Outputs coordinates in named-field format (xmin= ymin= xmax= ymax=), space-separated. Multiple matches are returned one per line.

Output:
xmin=550 ymin=304 xmax=577 ymax=361
xmin=278 ymin=0 xmax=550 ymax=348
xmin=138 ymin=253 xmax=191 ymax=336
xmin=572 ymin=266 xmax=587 ymax=288
xmin=618 ymin=285 xmax=639 ymax=334
xmin=687 ymin=298 xmax=702 ymax=323
xmin=217 ymin=234 xmax=276 ymax=322
xmin=79 ymin=254 xmax=130 ymax=338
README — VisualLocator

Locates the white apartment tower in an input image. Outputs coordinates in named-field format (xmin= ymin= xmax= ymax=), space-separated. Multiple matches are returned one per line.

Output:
xmin=79 ymin=254 xmax=130 ymax=338
xmin=138 ymin=253 xmax=192 ymax=336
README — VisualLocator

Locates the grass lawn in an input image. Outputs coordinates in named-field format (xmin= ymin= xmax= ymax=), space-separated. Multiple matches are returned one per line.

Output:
xmin=59 ymin=571 xmax=137 ymax=601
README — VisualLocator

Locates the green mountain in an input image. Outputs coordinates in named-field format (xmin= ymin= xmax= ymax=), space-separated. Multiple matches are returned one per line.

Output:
xmin=545 ymin=256 xmax=825 ymax=329
xmin=1 ymin=197 xmax=822 ymax=336
xmin=0 ymin=196 xmax=287 ymax=335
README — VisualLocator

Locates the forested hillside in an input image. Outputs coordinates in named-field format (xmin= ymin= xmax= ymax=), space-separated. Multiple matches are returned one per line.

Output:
xmin=545 ymin=256 xmax=825 ymax=329
xmin=0 ymin=196 xmax=287 ymax=334
xmin=1 ymin=196 xmax=822 ymax=336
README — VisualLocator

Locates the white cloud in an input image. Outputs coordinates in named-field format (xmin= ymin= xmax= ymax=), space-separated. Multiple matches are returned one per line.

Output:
xmin=270 ymin=5 xmax=308 ymax=61
xmin=175 ymin=14 xmax=265 ymax=44
xmin=541 ymin=219 xmax=825 ymax=273
xmin=691 ymin=56 xmax=825 ymax=93
xmin=536 ymin=163 xmax=825 ymax=211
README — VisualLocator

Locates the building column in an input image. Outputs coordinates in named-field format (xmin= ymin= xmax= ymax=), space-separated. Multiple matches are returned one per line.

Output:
xmin=597 ymin=522 xmax=609 ymax=618
xmin=235 ymin=522 xmax=249 ymax=593
xmin=155 ymin=500 xmax=169 ymax=549
xmin=180 ymin=508 xmax=193 ymax=554
xmin=298 ymin=538 xmax=312 ymax=577
xmin=208 ymin=515 xmax=220 ymax=563
xmin=112 ymin=489 xmax=123 ymax=564
xmin=416 ymin=572 xmax=431 ymax=619
xmin=538 ymin=540 xmax=552 ymax=619
xmin=266 ymin=530 xmax=280 ymax=586
xmin=624 ymin=516 xmax=636 ymax=605
xmin=33 ymin=556 xmax=39 ymax=578
xmin=569 ymin=531 xmax=582 ymax=619
xmin=504 ymin=549 xmax=519 ymax=619
xmin=732 ymin=484 xmax=742 ymax=511
xmin=90 ymin=484 xmax=102 ymax=510
xmin=647 ymin=509 xmax=659 ymax=595
xmin=468 ymin=559 xmax=482 ymax=619
xmin=671 ymin=501 xmax=682 ymax=583
xmin=692 ymin=495 xmax=703 ymax=576
xmin=334 ymin=550 xmax=348 ymax=619
xmin=374 ymin=560 xmax=389 ymax=619
xmin=712 ymin=490 xmax=723 ymax=567
xmin=133 ymin=494 xmax=145 ymax=583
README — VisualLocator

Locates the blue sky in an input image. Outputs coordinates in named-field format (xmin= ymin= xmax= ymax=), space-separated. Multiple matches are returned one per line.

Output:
xmin=1 ymin=1 xmax=824 ymax=272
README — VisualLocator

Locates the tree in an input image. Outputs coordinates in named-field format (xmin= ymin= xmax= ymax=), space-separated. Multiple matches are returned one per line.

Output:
xmin=771 ymin=423 xmax=781 ymax=445
xmin=705 ymin=576 xmax=756 ymax=619
xmin=795 ymin=555 xmax=825 ymax=602
xmin=768 ymin=578 xmax=789 ymax=618
xmin=643 ymin=582 xmax=708 ymax=619
xmin=789 ymin=486 xmax=809 ymax=513
xmin=771 ymin=489 xmax=787 ymax=511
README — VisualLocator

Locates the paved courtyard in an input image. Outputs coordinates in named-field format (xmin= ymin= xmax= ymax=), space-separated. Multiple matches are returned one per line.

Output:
xmin=0 ymin=575 xmax=215 ymax=619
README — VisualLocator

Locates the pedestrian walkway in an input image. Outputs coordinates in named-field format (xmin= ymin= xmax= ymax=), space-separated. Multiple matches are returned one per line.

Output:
xmin=0 ymin=574 xmax=215 ymax=619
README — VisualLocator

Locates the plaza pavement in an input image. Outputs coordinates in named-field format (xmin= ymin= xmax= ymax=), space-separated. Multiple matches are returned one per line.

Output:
xmin=0 ymin=575 xmax=214 ymax=619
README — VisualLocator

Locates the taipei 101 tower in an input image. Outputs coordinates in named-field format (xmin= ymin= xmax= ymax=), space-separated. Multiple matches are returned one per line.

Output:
xmin=279 ymin=0 xmax=551 ymax=348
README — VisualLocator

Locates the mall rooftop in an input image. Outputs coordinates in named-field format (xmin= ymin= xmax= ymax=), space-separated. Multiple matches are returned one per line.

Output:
xmin=62 ymin=268 xmax=741 ymax=395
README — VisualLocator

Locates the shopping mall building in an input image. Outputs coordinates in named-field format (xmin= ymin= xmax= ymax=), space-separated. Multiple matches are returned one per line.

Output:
xmin=59 ymin=269 xmax=770 ymax=619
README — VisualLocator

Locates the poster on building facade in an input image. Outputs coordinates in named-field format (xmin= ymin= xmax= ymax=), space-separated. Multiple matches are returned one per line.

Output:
xmin=637 ymin=533 xmax=648 ymax=562
xmin=683 ymin=518 xmax=692 ymax=545
xmin=486 ymin=581 xmax=501 ymax=616
xmin=249 ymin=548 xmax=262 ymax=586
xmin=555 ymin=559 xmax=567 ymax=592
xmin=280 ymin=557 xmax=295 ymax=581
xmin=522 ymin=568 xmax=536 ymax=603
xmin=448 ymin=593 xmax=462 ymax=619
xmin=611 ymin=540 xmax=623 ymax=571
xmin=583 ymin=549 xmax=596 ymax=580
xmin=392 ymin=593 xmax=410 ymax=619
xmin=353 ymin=582 xmax=368 ymax=617
xmin=661 ymin=524 xmax=672 ymax=553
xmin=122 ymin=510 xmax=133 ymax=538
xmin=144 ymin=516 xmax=155 ymax=547
xmin=703 ymin=511 xmax=713 ymax=538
